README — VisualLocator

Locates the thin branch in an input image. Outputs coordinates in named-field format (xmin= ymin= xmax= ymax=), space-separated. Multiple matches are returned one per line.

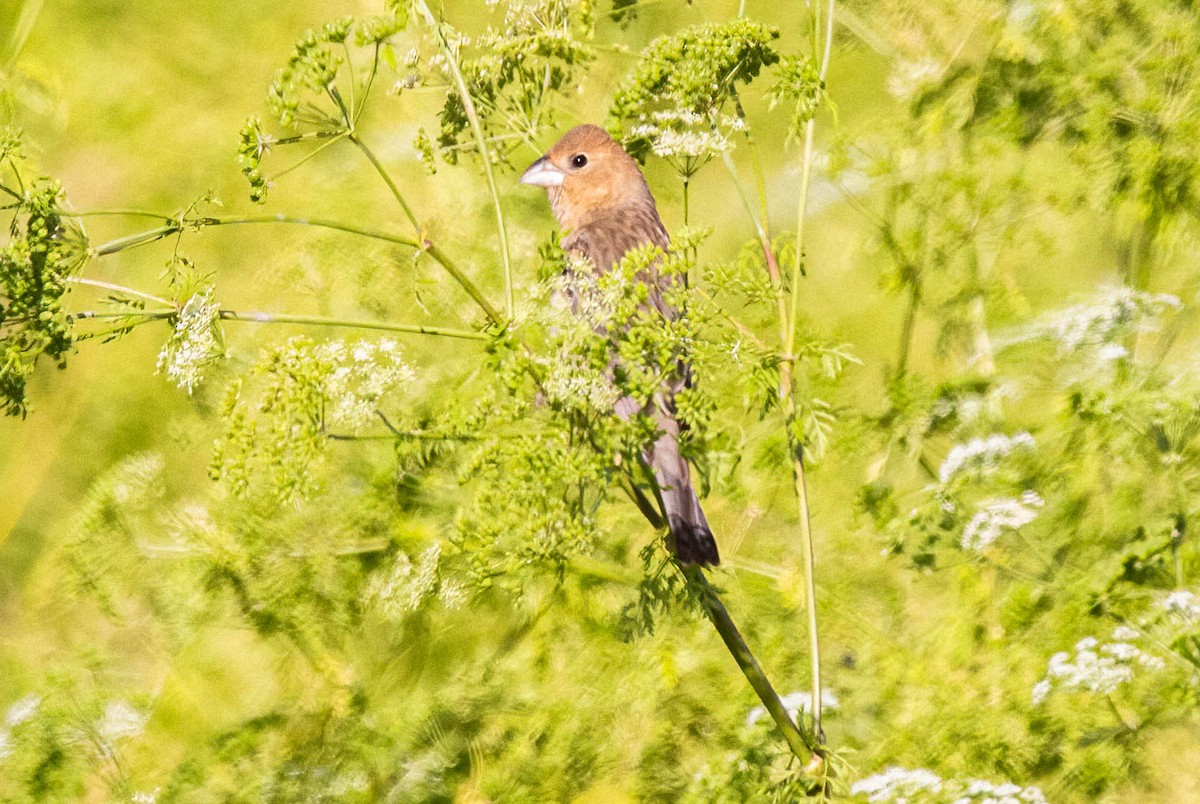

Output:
xmin=219 ymin=310 xmax=490 ymax=340
xmin=71 ymin=308 xmax=489 ymax=341
xmin=347 ymin=134 xmax=421 ymax=232
xmin=777 ymin=0 xmax=838 ymax=748
xmin=66 ymin=277 xmax=173 ymax=306
xmin=413 ymin=0 xmax=515 ymax=320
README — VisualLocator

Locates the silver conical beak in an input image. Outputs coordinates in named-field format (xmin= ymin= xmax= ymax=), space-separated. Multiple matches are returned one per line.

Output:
xmin=520 ymin=156 xmax=565 ymax=187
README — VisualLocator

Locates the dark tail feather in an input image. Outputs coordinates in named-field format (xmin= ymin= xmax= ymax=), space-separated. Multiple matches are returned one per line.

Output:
xmin=647 ymin=404 xmax=720 ymax=567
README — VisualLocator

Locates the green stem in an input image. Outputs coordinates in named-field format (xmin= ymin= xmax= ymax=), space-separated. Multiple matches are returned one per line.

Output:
xmin=778 ymin=0 xmax=837 ymax=747
xmin=93 ymin=224 xmax=180 ymax=256
xmin=684 ymin=566 xmax=824 ymax=777
xmin=786 ymin=117 xmax=817 ymax=349
xmin=348 ymin=134 xmax=421 ymax=232
xmin=67 ymin=276 xmax=173 ymax=306
xmin=425 ymin=243 xmax=504 ymax=326
xmin=86 ymin=213 xmax=423 ymax=256
xmin=219 ymin=310 xmax=489 ymax=340
xmin=719 ymin=151 xmax=789 ymax=348
xmin=72 ymin=308 xmax=488 ymax=341
xmin=414 ymin=0 xmax=514 ymax=321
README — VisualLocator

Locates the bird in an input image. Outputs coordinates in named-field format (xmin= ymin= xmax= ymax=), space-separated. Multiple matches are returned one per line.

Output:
xmin=520 ymin=124 xmax=720 ymax=566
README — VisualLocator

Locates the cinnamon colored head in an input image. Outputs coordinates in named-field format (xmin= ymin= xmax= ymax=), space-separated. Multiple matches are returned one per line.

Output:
xmin=520 ymin=124 xmax=658 ymax=234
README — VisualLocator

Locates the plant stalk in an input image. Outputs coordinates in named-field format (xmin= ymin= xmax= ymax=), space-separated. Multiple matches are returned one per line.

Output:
xmin=684 ymin=566 xmax=824 ymax=777
xmin=413 ymin=0 xmax=515 ymax=320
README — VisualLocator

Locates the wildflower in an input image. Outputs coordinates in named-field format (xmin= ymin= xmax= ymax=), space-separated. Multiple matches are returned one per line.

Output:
xmin=313 ymin=337 xmax=415 ymax=431
xmin=887 ymin=58 xmax=943 ymax=101
xmin=367 ymin=544 xmax=446 ymax=619
xmin=851 ymin=767 xmax=942 ymax=801
xmin=1042 ymin=287 xmax=1181 ymax=353
xmin=156 ymin=289 xmax=225 ymax=394
xmin=960 ymin=491 xmax=1044 ymax=551
xmin=97 ymin=700 xmax=149 ymax=742
xmin=1162 ymin=590 xmax=1200 ymax=622
xmin=939 ymin=432 xmax=1035 ymax=484
xmin=851 ymin=766 xmax=1048 ymax=803
xmin=1032 ymin=625 xmax=1165 ymax=704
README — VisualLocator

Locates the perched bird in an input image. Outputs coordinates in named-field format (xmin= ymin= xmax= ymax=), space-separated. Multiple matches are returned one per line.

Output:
xmin=521 ymin=124 xmax=720 ymax=566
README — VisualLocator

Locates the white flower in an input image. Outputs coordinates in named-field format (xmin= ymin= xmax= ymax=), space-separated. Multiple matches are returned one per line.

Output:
xmin=312 ymin=338 xmax=415 ymax=432
xmin=648 ymin=129 xmax=730 ymax=159
xmin=1162 ymin=590 xmax=1200 ymax=622
xmin=1112 ymin=625 xmax=1140 ymax=640
xmin=851 ymin=766 xmax=943 ymax=802
xmin=1043 ymin=287 xmax=1181 ymax=353
xmin=97 ymin=700 xmax=148 ymax=743
xmin=939 ymin=433 xmax=1036 ymax=483
xmin=4 ymin=694 xmax=41 ymax=728
xmin=367 ymin=544 xmax=445 ymax=620
xmin=1033 ymin=625 xmax=1164 ymax=704
xmin=961 ymin=491 xmax=1044 ymax=551
xmin=852 ymin=767 xmax=1047 ymax=804
xmin=157 ymin=289 xmax=225 ymax=393
xmin=887 ymin=58 xmax=943 ymax=101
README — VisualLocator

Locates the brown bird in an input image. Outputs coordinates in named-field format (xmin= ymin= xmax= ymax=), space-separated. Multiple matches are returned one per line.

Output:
xmin=521 ymin=124 xmax=720 ymax=566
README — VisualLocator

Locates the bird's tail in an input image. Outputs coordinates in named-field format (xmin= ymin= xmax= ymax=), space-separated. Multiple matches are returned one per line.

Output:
xmin=646 ymin=403 xmax=720 ymax=567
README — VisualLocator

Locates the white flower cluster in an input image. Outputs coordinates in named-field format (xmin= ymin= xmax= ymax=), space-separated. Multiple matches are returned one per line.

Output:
xmin=629 ymin=110 xmax=733 ymax=167
xmin=1032 ymin=627 xmax=1166 ymax=705
xmin=97 ymin=700 xmax=149 ymax=743
xmin=961 ymin=491 xmax=1044 ymax=551
xmin=1043 ymin=287 xmax=1181 ymax=356
xmin=315 ymin=338 xmax=415 ymax=432
xmin=939 ymin=433 xmax=1036 ymax=484
xmin=366 ymin=543 xmax=464 ymax=620
xmin=851 ymin=766 xmax=1047 ymax=804
xmin=1162 ymin=590 xmax=1200 ymax=623
xmin=745 ymin=689 xmax=840 ymax=728
xmin=157 ymin=289 xmax=225 ymax=394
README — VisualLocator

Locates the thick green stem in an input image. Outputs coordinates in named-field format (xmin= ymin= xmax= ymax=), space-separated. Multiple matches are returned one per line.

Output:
xmin=413 ymin=0 xmax=514 ymax=320
xmin=684 ymin=566 xmax=824 ymax=777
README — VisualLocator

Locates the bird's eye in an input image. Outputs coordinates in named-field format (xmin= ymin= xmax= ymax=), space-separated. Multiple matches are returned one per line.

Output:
xmin=571 ymin=153 xmax=588 ymax=168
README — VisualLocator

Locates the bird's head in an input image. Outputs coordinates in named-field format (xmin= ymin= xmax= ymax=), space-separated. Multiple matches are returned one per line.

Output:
xmin=520 ymin=124 xmax=655 ymax=232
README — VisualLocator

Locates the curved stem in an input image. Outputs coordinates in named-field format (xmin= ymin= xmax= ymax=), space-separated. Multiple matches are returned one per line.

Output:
xmin=413 ymin=0 xmax=514 ymax=321
xmin=83 ymin=211 xmax=502 ymax=330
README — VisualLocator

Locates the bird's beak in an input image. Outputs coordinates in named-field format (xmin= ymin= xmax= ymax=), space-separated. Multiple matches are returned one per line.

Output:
xmin=520 ymin=156 xmax=565 ymax=188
